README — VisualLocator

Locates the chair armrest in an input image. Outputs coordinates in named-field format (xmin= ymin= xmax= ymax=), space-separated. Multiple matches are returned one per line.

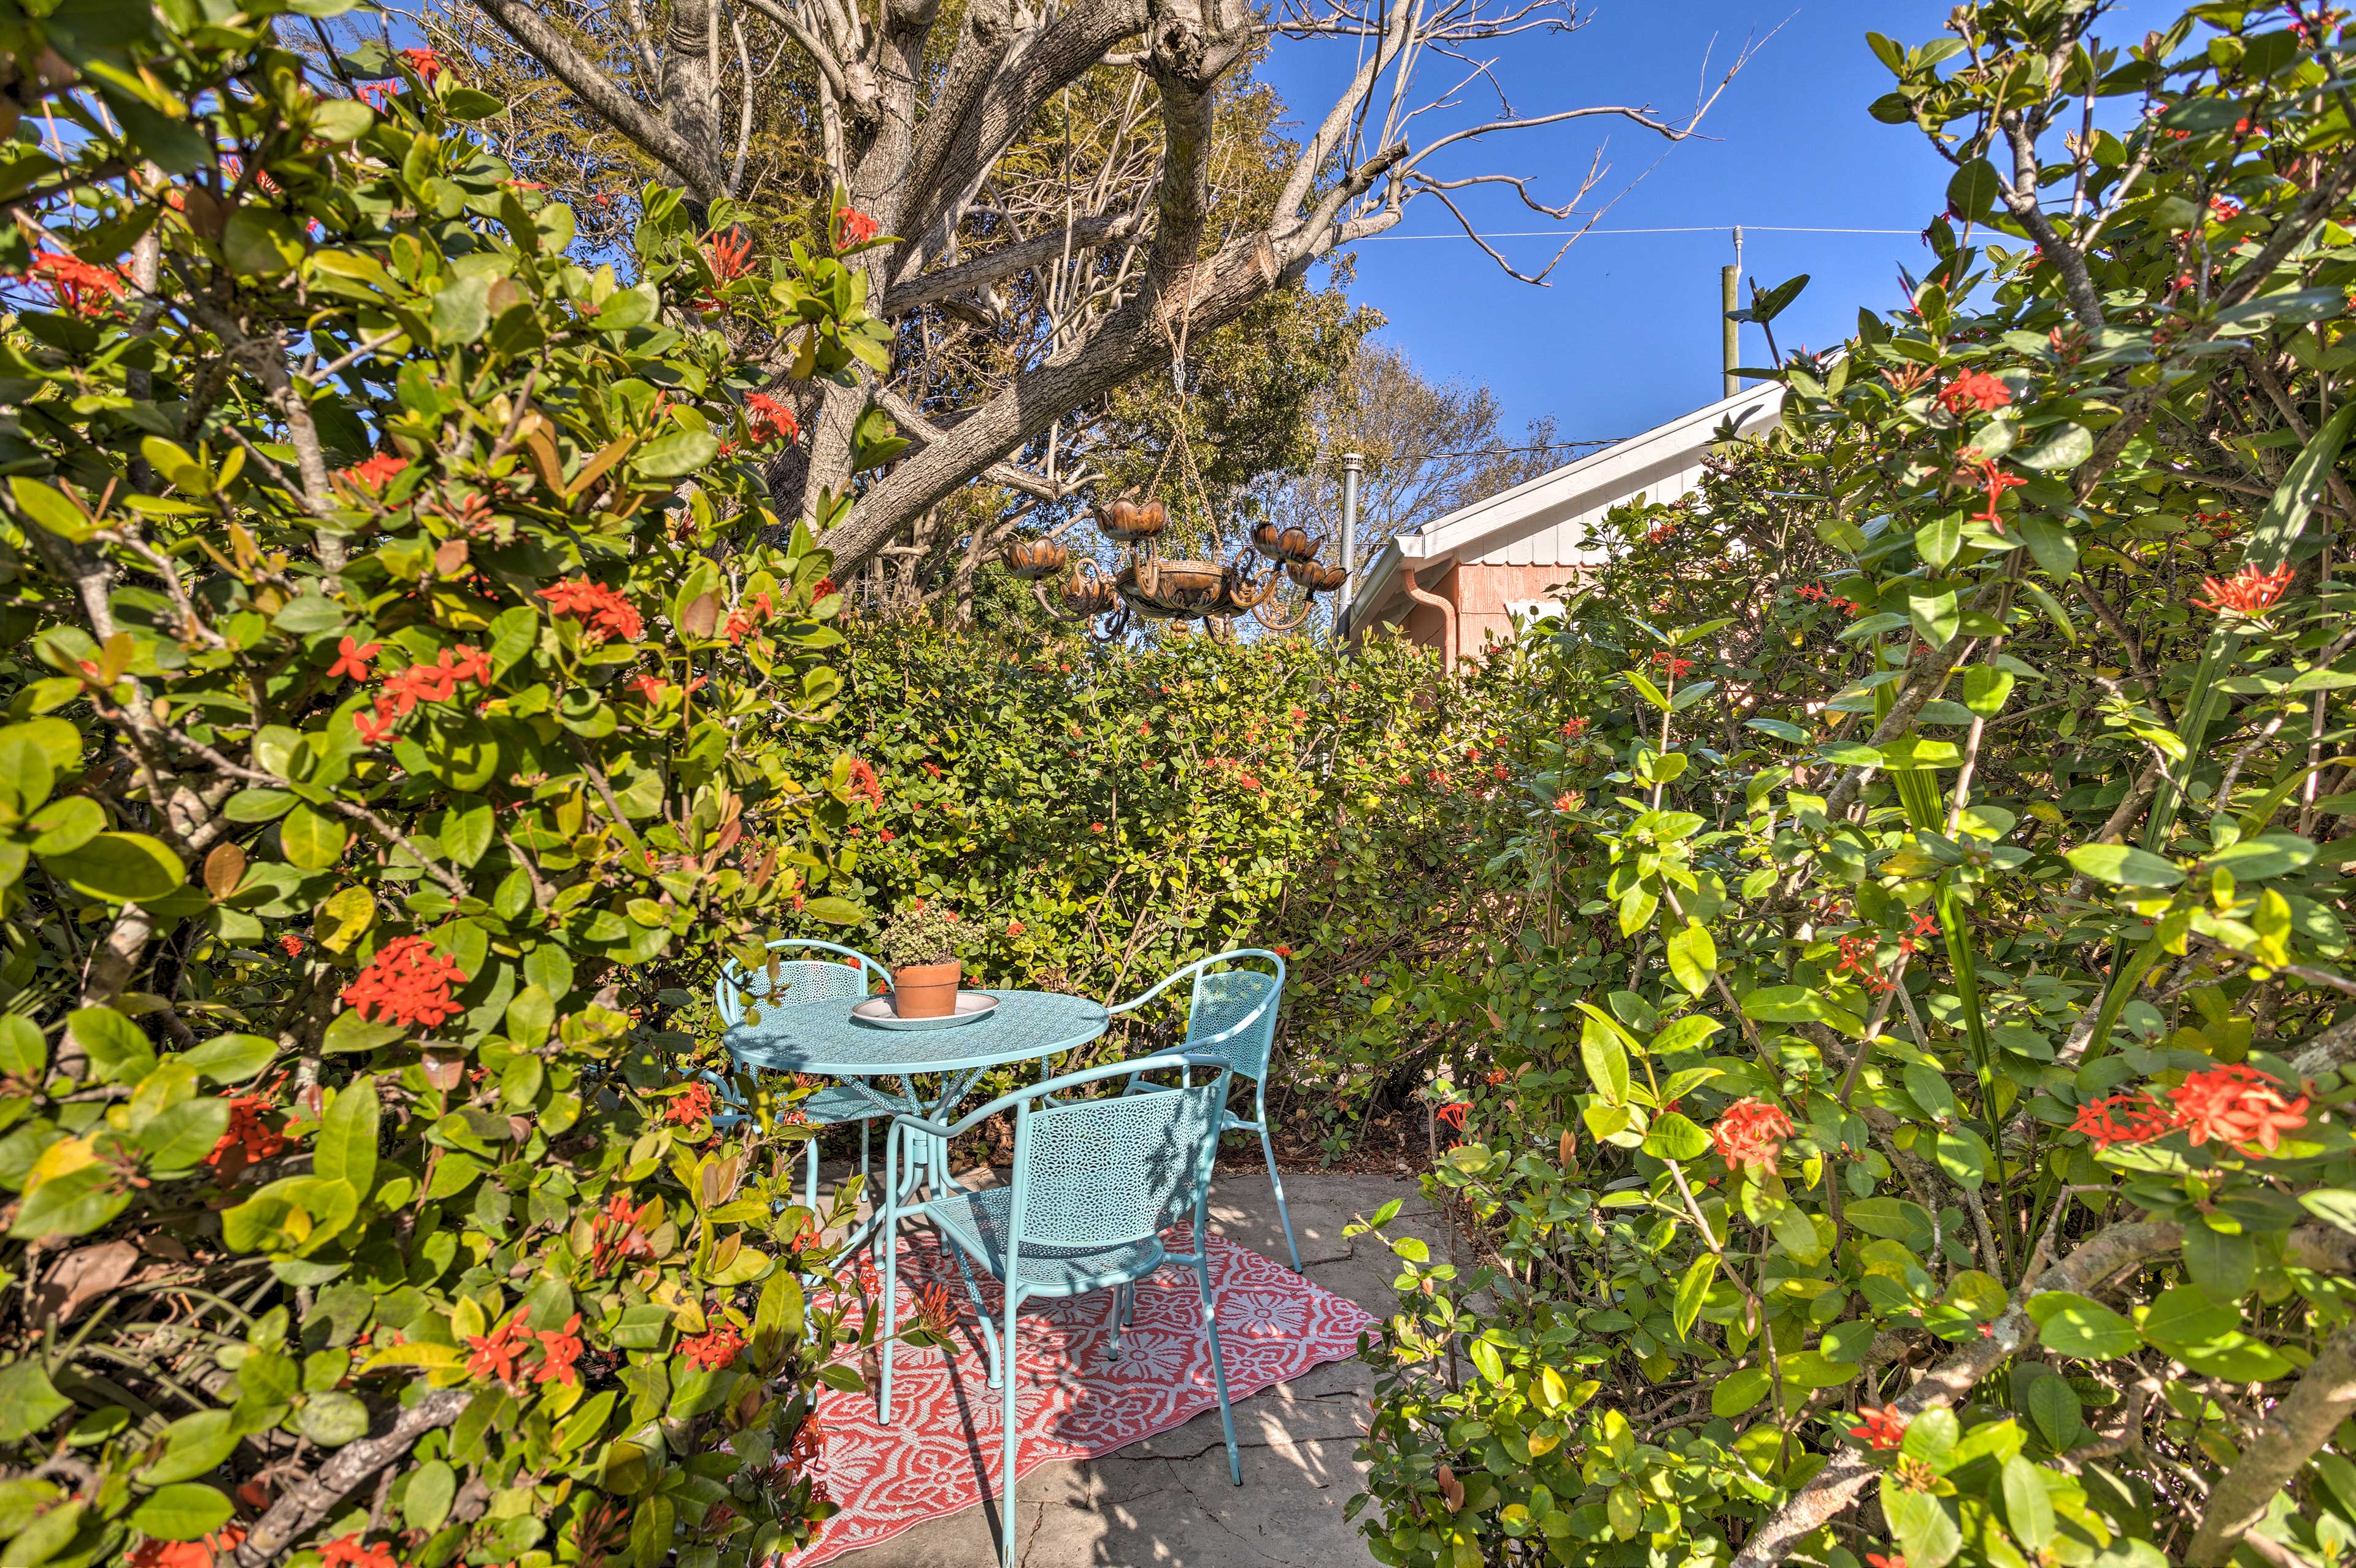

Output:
xmin=1104 ymin=959 xmax=1213 ymax=1017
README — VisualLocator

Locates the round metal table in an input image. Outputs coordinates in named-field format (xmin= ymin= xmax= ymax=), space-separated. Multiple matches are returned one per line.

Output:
xmin=723 ymin=989 xmax=1111 ymax=1242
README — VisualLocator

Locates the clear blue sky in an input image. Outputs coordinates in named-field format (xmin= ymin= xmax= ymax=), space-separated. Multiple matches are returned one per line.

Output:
xmin=1255 ymin=1 xmax=2150 ymax=449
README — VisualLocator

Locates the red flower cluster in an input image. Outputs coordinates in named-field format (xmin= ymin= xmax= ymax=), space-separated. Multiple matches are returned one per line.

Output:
xmin=1850 ymin=1405 xmax=1908 ymax=1450
xmin=628 ymin=673 xmax=669 ymax=704
xmin=2072 ymin=1064 xmax=2309 ymax=1156
xmin=279 ymin=933 xmax=304 ymax=958
xmin=914 ymin=1281 xmax=960 ymax=1337
xmin=1866 ymin=1555 xmax=1906 ymax=1568
xmin=541 ymin=578 xmax=644 ymax=642
xmin=744 ymin=393 xmax=799 ymax=445
xmin=356 ymin=645 xmax=490 ymax=744
xmin=1434 ymin=1102 xmax=1470 ymax=1132
xmin=129 ymin=1528 xmax=247 ymax=1568
xmin=682 ymin=1323 xmax=747 ymax=1370
xmin=401 ymin=46 xmax=444 ymax=80
xmin=535 ymin=1313 xmax=584 ymax=1385
xmin=704 ymin=228 xmax=756 ymax=304
xmin=1796 ymin=583 xmax=1869 ymax=616
xmin=1937 ymin=370 xmax=2011 ymax=415
xmin=464 ymin=1310 xmax=532 ymax=1383
xmin=1958 ymin=457 xmax=2027 ymax=531
xmin=1834 ymin=934 xmax=1896 ymax=994
xmin=207 ymin=1083 xmax=291 ymax=1174
xmin=1646 ymin=520 xmax=1678 ymax=545
xmin=591 ymin=1191 xmax=654 ymax=1275
xmin=836 ymin=206 xmax=880 ymax=247
xmin=1652 ymin=652 xmax=1697 ymax=678
xmin=725 ymin=590 xmax=776 ymax=644
xmin=26 ymin=250 xmax=126 ymax=316
xmin=2192 ymin=563 xmax=2296 ymax=617
xmin=1560 ymin=717 xmax=1589 ymax=739
xmin=847 ymin=757 xmax=884 ymax=810
xmin=318 ymin=1537 xmax=396 ymax=1568
xmin=2209 ymin=195 xmax=2243 ymax=221
xmin=668 ymin=1082 xmax=718 ymax=1126
xmin=339 ymin=452 xmax=409 ymax=493
xmin=1552 ymin=791 xmax=1580 ymax=813
xmin=1712 ymin=1098 xmax=1796 ymax=1174
xmin=340 ymin=935 xmax=468 ymax=1028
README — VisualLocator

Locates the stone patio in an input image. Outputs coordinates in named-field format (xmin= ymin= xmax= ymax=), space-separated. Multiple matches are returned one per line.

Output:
xmin=831 ymin=1167 xmax=1446 ymax=1567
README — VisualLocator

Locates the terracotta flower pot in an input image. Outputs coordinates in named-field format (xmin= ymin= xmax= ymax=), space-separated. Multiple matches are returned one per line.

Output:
xmin=891 ymin=961 xmax=961 ymax=1018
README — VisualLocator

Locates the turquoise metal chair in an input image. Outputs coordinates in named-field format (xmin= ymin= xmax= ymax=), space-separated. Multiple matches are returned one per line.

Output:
xmin=877 ymin=1054 xmax=1243 ymax=1568
xmin=1107 ymin=949 xmax=1297 ymax=1270
xmin=714 ymin=939 xmax=898 ymax=1211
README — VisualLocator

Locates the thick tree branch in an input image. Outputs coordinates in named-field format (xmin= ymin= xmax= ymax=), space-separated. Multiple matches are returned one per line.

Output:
xmin=470 ymin=0 xmax=725 ymax=199
xmin=231 ymin=1389 xmax=472 ymax=1566
xmin=2187 ymin=1320 xmax=2356 ymax=1564
xmin=880 ymin=211 xmax=1145 ymax=315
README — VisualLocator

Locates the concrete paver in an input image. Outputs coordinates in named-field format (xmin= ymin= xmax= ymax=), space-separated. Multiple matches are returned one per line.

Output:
xmin=828 ymin=1167 xmax=1444 ymax=1566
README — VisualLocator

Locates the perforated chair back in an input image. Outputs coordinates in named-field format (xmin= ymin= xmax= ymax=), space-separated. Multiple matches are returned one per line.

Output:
xmin=715 ymin=939 xmax=888 ymax=1027
xmin=1184 ymin=964 xmax=1282 ymax=1083
xmin=1015 ymin=1070 xmax=1228 ymax=1253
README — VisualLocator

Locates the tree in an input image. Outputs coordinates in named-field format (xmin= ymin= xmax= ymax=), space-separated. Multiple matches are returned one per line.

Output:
xmin=445 ymin=0 xmax=1751 ymax=574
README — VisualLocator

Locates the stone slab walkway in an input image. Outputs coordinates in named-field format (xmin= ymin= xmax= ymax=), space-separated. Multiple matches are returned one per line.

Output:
xmin=826 ymin=1169 xmax=1439 ymax=1567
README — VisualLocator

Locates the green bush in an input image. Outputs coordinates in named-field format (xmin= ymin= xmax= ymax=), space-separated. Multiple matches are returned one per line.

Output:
xmin=0 ymin=10 xmax=893 ymax=1567
xmin=1349 ymin=7 xmax=2356 ymax=1567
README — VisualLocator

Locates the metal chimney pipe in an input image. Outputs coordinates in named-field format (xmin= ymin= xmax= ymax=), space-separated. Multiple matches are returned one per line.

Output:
xmin=1721 ymin=226 xmax=1743 ymax=399
xmin=1338 ymin=450 xmax=1363 ymax=642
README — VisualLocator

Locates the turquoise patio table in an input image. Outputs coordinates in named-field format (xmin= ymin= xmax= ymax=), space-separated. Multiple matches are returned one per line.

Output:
xmin=722 ymin=988 xmax=1111 ymax=1241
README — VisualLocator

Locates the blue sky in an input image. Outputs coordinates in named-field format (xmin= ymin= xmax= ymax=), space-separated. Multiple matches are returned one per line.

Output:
xmin=1255 ymin=2 xmax=2146 ymax=449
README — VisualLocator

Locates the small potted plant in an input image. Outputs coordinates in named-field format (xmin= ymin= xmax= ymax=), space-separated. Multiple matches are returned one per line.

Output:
xmin=878 ymin=901 xmax=962 ymax=1018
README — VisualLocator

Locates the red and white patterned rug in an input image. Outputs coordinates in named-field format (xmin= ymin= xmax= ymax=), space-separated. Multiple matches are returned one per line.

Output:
xmin=785 ymin=1226 xmax=1376 ymax=1564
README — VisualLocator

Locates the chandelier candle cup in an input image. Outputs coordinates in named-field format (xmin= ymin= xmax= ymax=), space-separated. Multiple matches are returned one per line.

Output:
xmin=1002 ymin=539 xmax=1071 ymax=581
xmin=1095 ymin=496 xmax=1169 ymax=544
xmin=878 ymin=902 xmax=965 ymax=1019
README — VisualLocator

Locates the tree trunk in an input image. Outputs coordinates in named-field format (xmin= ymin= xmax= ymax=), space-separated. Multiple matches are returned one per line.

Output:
xmin=663 ymin=0 xmax=726 ymax=201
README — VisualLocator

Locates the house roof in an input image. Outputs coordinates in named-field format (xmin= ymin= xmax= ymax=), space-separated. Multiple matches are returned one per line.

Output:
xmin=1340 ymin=380 xmax=1787 ymax=637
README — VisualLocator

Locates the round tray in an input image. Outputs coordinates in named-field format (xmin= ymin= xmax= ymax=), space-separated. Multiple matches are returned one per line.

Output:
xmin=850 ymin=991 xmax=1001 ymax=1031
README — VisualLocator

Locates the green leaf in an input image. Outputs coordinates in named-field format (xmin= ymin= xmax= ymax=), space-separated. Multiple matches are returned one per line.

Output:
xmin=1933 ymin=1126 xmax=1990 ymax=1191
xmin=129 ymin=1483 xmax=233 ymax=1541
xmin=1844 ymin=1197 xmax=1935 ymax=1248
xmin=2024 ymin=1374 xmax=2083 ymax=1452
xmin=293 ymin=1391 xmax=371 ymax=1446
xmin=1579 ymin=1013 xmax=1629 ymax=1105
xmin=223 ymin=209 xmax=304 ymax=279
xmin=315 ymin=1076 xmax=380 ymax=1197
xmin=636 ymin=429 xmax=720 ymax=480
xmin=2063 ymin=843 xmax=2183 ymax=888
xmin=2014 ymin=424 xmax=2093 ymax=472
xmin=2141 ymin=1285 xmax=2235 ymax=1353
xmin=1745 ymin=718 xmax=1809 ymax=744
xmin=309 ymin=98 xmax=373 ymax=142
xmin=0 ymin=1016 xmax=43 ymax=1081
xmin=1962 ymin=666 xmax=2015 ymax=718
xmin=431 ymin=274 xmax=492 ymax=346
xmin=801 ymin=896 xmax=861 ymax=925
xmin=1946 ymin=158 xmax=2002 ymax=220
xmin=69 ymin=1005 xmax=153 ymax=1085
xmin=1709 ymin=1365 xmax=1770 ymax=1418
xmin=181 ymin=1033 xmax=279 ymax=1085
xmin=7 ymin=477 xmax=94 ymax=541
xmin=45 ymin=831 xmax=185 ymax=901
xmin=1882 ymin=1480 xmax=1962 ymax=1568
xmin=1907 ymin=586 xmax=1960 ymax=648
xmin=1665 ymin=922 xmax=1715 ymax=997
xmin=2182 ymin=1220 xmax=2257 ymax=1304
xmin=1673 ymin=1254 xmax=1714 ymax=1340
xmin=279 ymin=803 xmax=348 ymax=872
xmin=0 ymin=1360 xmax=72 ymax=1443
xmin=139 ymin=1410 xmax=240 ymax=1485
xmin=2014 ymin=513 xmax=2079 ymax=580
xmin=441 ymin=87 xmax=503 ymax=120
xmin=1641 ymin=1112 xmax=1711 ymax=1163
xmin=1468 ymin=1339 xmax=1506 ymax=1384
xmin=2028 ymin=1291 xmax=2141 ymax=1359
xmin=137 ymin=1098 xmax=230 ymax=1170
xmin=1999 ymin=1456 xmax=2056 ymax=1551
xmin=10 ymin=1166 xmax=129 ymax=1239
xmin=2247 ymin=399 xmax=2356 ymax=572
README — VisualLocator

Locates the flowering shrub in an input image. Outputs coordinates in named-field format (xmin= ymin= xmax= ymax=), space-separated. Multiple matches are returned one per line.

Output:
xmin=0 ymin=9 xmax=897 ymax=1567
xmin=1349 ymin=6 xmax=2356 ymax=1567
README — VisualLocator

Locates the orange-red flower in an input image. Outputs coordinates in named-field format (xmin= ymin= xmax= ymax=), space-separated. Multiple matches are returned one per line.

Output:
xmin=327 ymin=636 xmax=381 ymax=683
xmin=401 ymin=46 xmax=444 ymax=81
xmin=704 ymin=228 xmax=756 ymax=304
xmin=340 ymin=452 xmax=409 ymax=493
xmin=668 ymin=1082 xmax=717 ymax=1126
xmin=2170 ymin=1064 xmax=2308 ymax=1155
xmin=1938 ymin=370 xmax=2011 ymax=415
xmin=836 ymin=206 xmax=880 ymax=247
xmin=1850 ymin=1405 xmax=1908 ymax=1450
xmin=2192 ymin=563 xmax=2296 ymax=618
xmin=541 ymin=578 xmax=644 ymax=642
xmin=725 ymin=590 xmax=776 ymax=644
xmin=207 ymin=1083 xmax=291 ymax=1172
xmin=534 ymin=1313 xmax=585 ymax=1385
xmin=1712 ymin=1098 xmax=1796 ymax=1174
xmin=341 ymin=935 xmax=468 ymax=1029
xmin=914 ymin=1281 xmax=959 ymax=1337
xmin=744 ymin=393 xmax=799 ymax=445
xmin=681 ymin=1323 xmax=747 ymax=1370
xmin=846 ymin=757 xmax=883 ymax=810
xmin=1560 ymin=717 xmax=1589 ymax=739
xmin=466 ymin=1310 xmax=532 ymax=1384
xmin=26 ymin=250 xmax=126 ymax=316
xmin=1960 ymin=457 xmax=2027 ymax=531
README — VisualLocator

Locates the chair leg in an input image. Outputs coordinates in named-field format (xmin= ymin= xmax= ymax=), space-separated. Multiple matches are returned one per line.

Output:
xmin=998 ymin=1288 xmax=1023 ymax=1568
xmin=1257 ymin=1122 xmax=1301 ymax=1272
xmin=879 ymin=1207 xmax=899 ymax=1423
xmin=1194 ymin=1256 xmax=1242 ymax=1485
xmin=1105 ymin=1284 xmax=1125 ymax=1364
xmin=803 ymin=1133 xmax=820 ymax=1216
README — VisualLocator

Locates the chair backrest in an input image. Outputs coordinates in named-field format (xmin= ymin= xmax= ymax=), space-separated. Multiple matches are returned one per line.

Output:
xmin=1184 ymin=957 xmax=1283 ymax=1082
xmin=715 ymin=939 xmax=889 ymax=1027
xmin=1011 ymin=1064 xmax=1231 ymax=1253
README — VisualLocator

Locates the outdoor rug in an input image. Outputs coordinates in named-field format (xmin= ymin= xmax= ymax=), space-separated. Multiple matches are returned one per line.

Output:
xmin=785 ymin=1224 xmax=1376 ymax=1563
